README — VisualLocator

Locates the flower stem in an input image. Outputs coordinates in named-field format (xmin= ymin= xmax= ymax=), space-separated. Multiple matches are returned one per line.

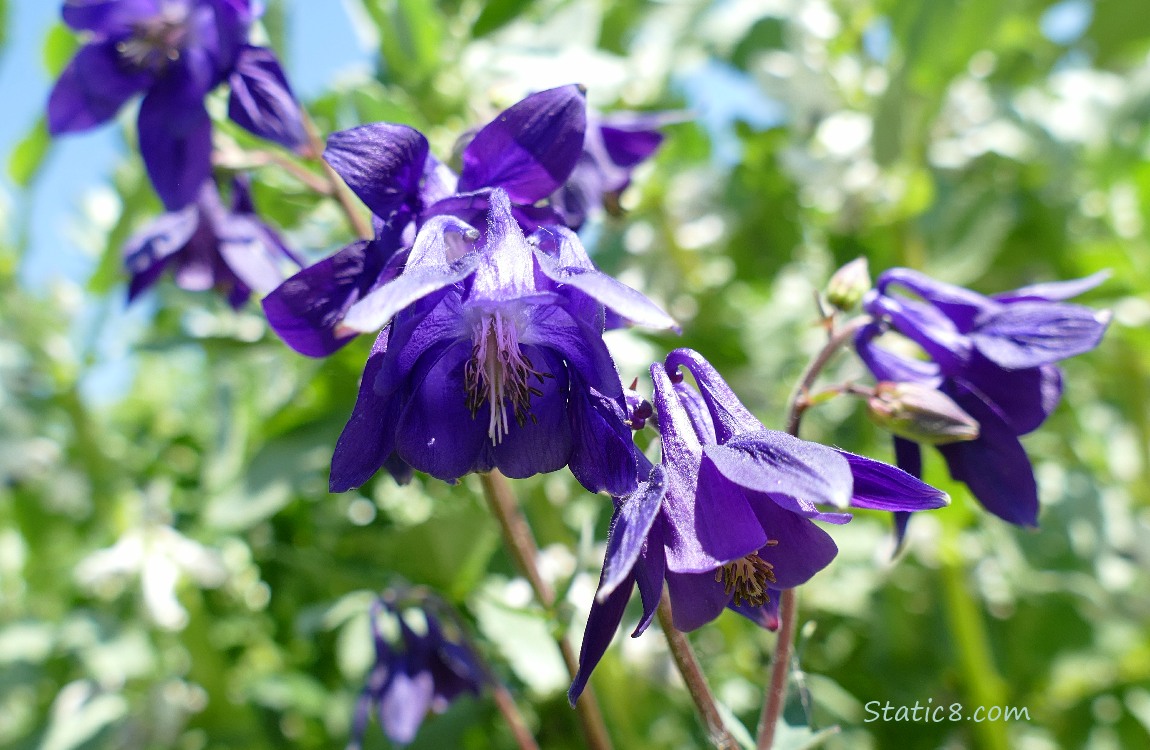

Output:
xmin=300 ymin=110 xmax=373 ymax=240
xmin=756 ymin=313 xmax=870 ymax=749
xmin=490 ymin=682 xmax=543 ymax=750
xmin=656 ymin=592 xmax=738 ymax=749
xmin=478 ymin=471 xmax=614 ymax=750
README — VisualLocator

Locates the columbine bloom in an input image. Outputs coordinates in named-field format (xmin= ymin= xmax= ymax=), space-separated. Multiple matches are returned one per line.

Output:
xmin=856 ymin=268 xmax=1110 ymax=528
xmin=350 ymin=598 xmax=485 ymax=749
xmin=329 ymin=188 xmax=676 ymax=496
xmin=263 ymin=85 xmax=588 ymax=356
xmin=124 ymin=176 xmax=298 ymax=307
xmin=568 ymin=349 xmax=947 ymax=703
xmin=48 ymin=0 xmax=305 ymax=209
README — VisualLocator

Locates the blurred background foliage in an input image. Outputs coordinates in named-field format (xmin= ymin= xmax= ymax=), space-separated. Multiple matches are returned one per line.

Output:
xmin=2 ymin=0 xmax=1149 ymax=748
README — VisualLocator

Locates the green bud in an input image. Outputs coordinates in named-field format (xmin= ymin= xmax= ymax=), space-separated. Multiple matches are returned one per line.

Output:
xmin=866 ymin=381 xmax=980 ymax=445
xmin=825 ymin=257 xmax=871 ymax=312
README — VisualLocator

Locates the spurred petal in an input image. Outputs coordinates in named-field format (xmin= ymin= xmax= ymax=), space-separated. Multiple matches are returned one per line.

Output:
xmin=703 ymin=430 xmax=853 ymax=511
xmin=875 ymin=267 xmax=993 ymax=332
xmin=971 ymin=301 xmax=1109 ymax=369
xmin=62 ymin=0 xmax=158 ymax=34
xmin=864 ymin=293 xmax=971 ymax=374
xmin=342 ymin=217 xmax=480 ymax=333
xmin=325 ymin=123 xmax=431 ymax=220
xmin=598 ymin=466 xmax=667 ymax=601
xmin=330 ymin=330 xmax=402 ymax=492
xmin=854 ymin=322 xmax=942 ymax=386
xmin=631 ymin=527 xmax=665 ymax=637
xmin=138 ymin=75 xmax=213 ymax=210
xmin=664 ymin=349 xmax=762 ymax=442
xmin=216 ymin=214 xmax=296 ymax=295
xmin=665 ymin=571 xmax=731 ymax=632
xmin=837 ymin=450 xmax=948 ymax=512
xmin=457 ymin=85 xmax=587 ymax=203
xmin=568 ymin=569 xmax=633 ymax=706
xmin=994 ymin=270 xmax=1109 ymax=303
xmin=938 ymin=394 xmax=1040 ymax=527
xmin=531 ymin=226 xmax=678 ymax=330
xmin=227 ymin=45 xmax=307 ymax=150
xmin=48 ymin=42 xmax=152 ymax=134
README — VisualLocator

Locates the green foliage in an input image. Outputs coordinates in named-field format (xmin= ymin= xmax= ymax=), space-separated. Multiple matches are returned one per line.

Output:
xmin=4 ymin=0 xmax=1150 ymax=748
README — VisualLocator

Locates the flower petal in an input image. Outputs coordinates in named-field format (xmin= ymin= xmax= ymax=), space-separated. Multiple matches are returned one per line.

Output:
xmin=61 ymin=0 xmax=158 ymax=34
xmin=937 ymin=393 xmax=1040 ymax=527
xmin=138 ymin=75 xmax=213 ymax=210
xmin=955 ymin=356 xmax=1061 ymax=435
xmin=971 ymin=301 xmax=1109 ymax=369
xmin=703 ymin=430 xmax=853 ymax=511
xmin=728 ymin=592 xmax=780 ymax=631
xmin=48 ymin=41 xmax=152 ymax=135
xmin=378 ymin=669 xmax=436 ymax=744
xmin=875 ymin=267 xmax=993 ymax=332
xmin=123 ymin=204 xmax=200 ymax=301
xmin=837 ymin=450 xmax=948 ymax=512
xmin=490 ymin=347 xmax=574 ymax=479
xmin=330 ymin=329 xmax=402 ymax=492
xmin=854 ymin=322 xmax=942 ymax=385
xmin=993 ymin=270 xmax=1109 ymax=303
xmin=324 ymin=122 xmax=430 ymax=220
xmin=864 ymin=292 xmax=971 ymax=374
xmin=664 ymin=349 xmax=763 ymax=442
xmin=751 ymin=500 xmax=839 ymax=588
xmin=665 ymin=571 xmax=731 ymax=632
xmin=569 ymin=569 xmax=633 ymax=706
xmin=457 ymin=85 xmax=587 ymax=203
xmin=227 ymin=45 xmax=307 ymax=150
xmin=598 ymin=465 xmax=667 ymax=601
xmin=567 ymin=382 xmax=640 ymax=497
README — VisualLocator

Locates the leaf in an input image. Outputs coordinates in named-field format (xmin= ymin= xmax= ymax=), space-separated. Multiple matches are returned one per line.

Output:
xmin=472 ymin=0 xmax=536 ymax=38
xmin=7 ymin=118 xmax=50 ymax=187
xmin=43 ymin=22 xmax=78 ymax=78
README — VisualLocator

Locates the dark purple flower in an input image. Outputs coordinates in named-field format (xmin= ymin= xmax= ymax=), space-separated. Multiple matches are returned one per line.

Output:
xmin=329 ymin=188 xmax=676 ymax=496
xmin=568 ymin=349 xmax=947 ymax=703
xmin=124 ymin=175 xmax=298 ymax=307
xmin=263 ymin=86 xmax=589 ymax=355
xmin=551 ymin=110 xmax=683 ymax=229
xmin=856 ymin=268 xmax=1110 ymax=528
xmin=49 ymin=0 xmax=305 ymax=209
xmin=350 ymin=598 xmax=485 ymax=749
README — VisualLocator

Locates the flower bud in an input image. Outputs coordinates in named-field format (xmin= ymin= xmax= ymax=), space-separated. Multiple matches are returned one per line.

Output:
xmin=866 ymin=381 xmax=980 ymax=445
xmin=826 ymin=257 xmax=871 ymax=312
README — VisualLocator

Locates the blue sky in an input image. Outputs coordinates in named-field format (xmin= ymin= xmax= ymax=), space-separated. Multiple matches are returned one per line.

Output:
xmin=0 ymin=0 xmax=367 ymax=289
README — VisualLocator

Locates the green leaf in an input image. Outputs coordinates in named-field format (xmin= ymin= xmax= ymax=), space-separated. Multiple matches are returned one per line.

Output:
xmin=359 ymin=0 xmax=445 ymax=85
xmin=1088 ymin=0 xmax=1150 ymax=67
xmin=7 ymin=118 xmax=50 ymax=187
xmin=43 ymin=22 xmax=77 ymax=78
xmin=472 ymin=0 xmax=535 ymax=38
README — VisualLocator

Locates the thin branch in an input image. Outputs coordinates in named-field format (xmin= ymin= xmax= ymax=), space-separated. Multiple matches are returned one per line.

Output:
xmin=478 ymin=471 xmax=614 ymax=750
xmin=656 ymin=592 xmax=738 ymax=750
xmin=783 ymin=315 xmax=871 ymax=437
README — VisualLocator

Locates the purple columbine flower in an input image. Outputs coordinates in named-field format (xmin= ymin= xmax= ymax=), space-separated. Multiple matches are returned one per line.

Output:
xmin=568 ymin=348 xmax=947 ymax=703
xmin=350 ymin=598 xmax=485 ymax=749
xmin=48 ymin=0 xmax=306 ymax=210
xmin=329 ymin=188 xmax=676 ymax=496
xmin=124 ymin=175 xmax=299 ymax=307
xmin=263 ymin=85 xmax=589 ymax=356
xmin=856 ymin=268 xmax=1110 ymax=529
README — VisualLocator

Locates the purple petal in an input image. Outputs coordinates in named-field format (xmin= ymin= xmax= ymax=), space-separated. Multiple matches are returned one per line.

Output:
xmin=395 ymin=343 xmax=490 ymax=481
xmin=457 ymin=85 xmax=587 ymax=203
xmin=665 ymin=570 xmax=731 ymax=632
xmin=138 ymin=75 xmax=213 ymax=210
xmin=215 ymin=213 xmax=297 ymax=295
xmin=123 ymin=204 xmax=200 ymax=290
xmin=569 ymin=569 xmax=633 ymax=706
xmin=527 ymin=303 xmax=620 ymax=398
xmin=751 ymin=500 xmax=839 ymax=588
xmin=854 ymin=322 xmax=942 ymax=385
xmin=566 ymin=384 xmax=640 ymax=497
xmin=971 ymin=301 xmax=1109 ymax=369
xmin=598 ymin=466 xmax=667 ymax=601
xmin=342 ymin=217 xmax=480 ymax=333
xmin=631 ymin=525 xmax=665 ymax=637
xmin=702 ymin=430 xmax=854 ymax=511
xmin=837 ymin=450 xmax=948 ymax=512
xmin=865 ymin=293 xmax=971 ymax=374
xmin=330 ymin=330 xmax=402 ymax=492
xmin=48 ymin=41 xmax=152 ymax=135
xmin=378 ymin=670 xmax=436 ymax=744
xmin=673 ymin=382 xmax=718 ymax=445
xmin=728 ymin=592 xmax=780 ymax=631
xmin=227 ymin=45 xmax=306 ymax=150
xmin=994 ymin=270 xmax=1109 ymax=303
xmin=324 ymin=123 xmax=431 ymax=219
xmin=469 ymin=189 xmax=537 ymax=301
xmin=599 ymin=122 xmax=665 ymax=171
xmin=490 ymin=347 xmax=574 ymax=478
xmin=875 ymin=267 xmax=993 ymax=332
xmin=61 ymin=0 xmax=158 ymax=34
xmin=955 ymin=357 xmax=1061 ymax=435
xmin=531 ymin=226 xmax=678 ymax=330
xmin=664 ymin=349 xmax=763 ymax=442
xmin=263 ymin=239 xmax=395 ymax=357
xmin=937 ymin=395 xmax=1039 ymax=527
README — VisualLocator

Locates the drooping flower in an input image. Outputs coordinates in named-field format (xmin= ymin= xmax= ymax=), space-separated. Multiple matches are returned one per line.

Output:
xmin=329 ymin=188 xmax=676 ymax=496
xmin=568 ymin=349 xmax=947 ymax=703
xmin=855 ymin=268 xmax=1110 ymax=529
xmin=263 ymin=85 xmax=588 ymax=355
xmin=349 ymin=597 xmax=485 ymax=749
xmin=48 ymin=0 xmax=305 ymax=209
xmin=124 ymin=175 xmax=299 ymax=307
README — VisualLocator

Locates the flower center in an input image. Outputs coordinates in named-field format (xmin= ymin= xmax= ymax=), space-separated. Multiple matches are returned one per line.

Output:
xmin=715 ymin=551 xmax=776 ymax=607
xmin=117 ymin=7 xmax=191 ymax=73
xmin=463 ymin=310 xmax=549 ymax=444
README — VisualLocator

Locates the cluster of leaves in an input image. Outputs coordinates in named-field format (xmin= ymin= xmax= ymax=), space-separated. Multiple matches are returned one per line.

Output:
xmin=2 ymin=1 xmax=1149 ymax=749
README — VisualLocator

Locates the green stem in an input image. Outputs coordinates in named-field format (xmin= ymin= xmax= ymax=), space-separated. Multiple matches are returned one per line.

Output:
xmin=300 ymin=111 xmax=373 ymax=240
xmin=478 ymin=471 xmax=614 ymax=750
